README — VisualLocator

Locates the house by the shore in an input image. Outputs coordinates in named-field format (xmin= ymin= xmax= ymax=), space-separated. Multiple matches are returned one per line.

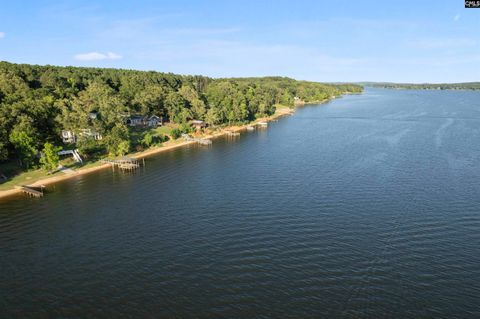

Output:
xmin=126 ymin=115 xmax=146 ymax=127
xmin=126 ymin=115 xmax=162 ymax=127
xmin=61 ymin=129 xmax=102 ymax=144
xmin=61 ymin=130 xmax=76 ymax=144
xmin=190 ymin=119 xmax=206 ymax=130
xmin=79 ymin=129 xmax=102 ymax=140
xmin=294 ymin=96 xmax=305 ymax=106
xmin=146 ymin=115 xmax=162 ymax=127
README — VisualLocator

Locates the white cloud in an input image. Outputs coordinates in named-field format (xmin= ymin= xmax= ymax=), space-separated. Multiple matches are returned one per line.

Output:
xmin=0 ymin=32 xmax=5 ymax=38
xmin=74 ymin=51 xmax=122 ymax=61
xmin=454 ymin=14 xmax=461 ymax=22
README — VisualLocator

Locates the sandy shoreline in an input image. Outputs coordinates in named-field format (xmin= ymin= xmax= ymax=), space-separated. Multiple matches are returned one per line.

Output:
xmin=0 ymin=106 xmax=295 ymax=201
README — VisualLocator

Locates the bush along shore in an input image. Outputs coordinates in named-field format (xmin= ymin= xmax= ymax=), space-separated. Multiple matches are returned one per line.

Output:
xmin=0 ymin=61 xmax=362 ymax=199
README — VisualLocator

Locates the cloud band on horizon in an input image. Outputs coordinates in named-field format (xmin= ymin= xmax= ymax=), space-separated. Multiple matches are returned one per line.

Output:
xmin=74 ymin=52 xmax=122 ymax=61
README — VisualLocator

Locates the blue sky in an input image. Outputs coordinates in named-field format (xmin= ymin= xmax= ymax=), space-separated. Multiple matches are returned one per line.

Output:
xmin=0 ymin=0 xmax=478 ymax=82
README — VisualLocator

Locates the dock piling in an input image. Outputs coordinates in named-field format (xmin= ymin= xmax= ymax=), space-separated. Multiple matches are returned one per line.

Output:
xmin=101 ymin=157 xmax=143 ymax=172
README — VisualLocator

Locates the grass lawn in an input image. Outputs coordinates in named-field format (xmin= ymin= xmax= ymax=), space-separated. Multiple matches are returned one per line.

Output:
xmin=153 ymin=125 xmax=174 ymax=136
xmin=0 ymin=166 xmax=59 ymax=190
xmin=130 ymin=125 xmax=174 ymax=146
xmin=0 ymin=156 xmax=90 ymax=191
xmin=0 ymin=124 xmax=181 ymax=191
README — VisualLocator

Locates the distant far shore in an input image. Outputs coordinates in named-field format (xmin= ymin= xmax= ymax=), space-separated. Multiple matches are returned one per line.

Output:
xmin=361 ymin=82 xmax=480 ymax=91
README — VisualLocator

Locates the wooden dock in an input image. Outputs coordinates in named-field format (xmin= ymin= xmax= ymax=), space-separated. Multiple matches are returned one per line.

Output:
xmin=16 ymin=185 xmax=44 ymax=198
xmin=197 ymin=138 xmax=212 ymax=145
xmin=225 ymin=130 xmax=240 ymax=137
xmin=182 ymin=134 xmax=212 ymax=145
xmin=101 ymin=157 xmax=142 ymax=171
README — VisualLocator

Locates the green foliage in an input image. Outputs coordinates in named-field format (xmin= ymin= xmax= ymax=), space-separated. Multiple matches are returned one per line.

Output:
xmin=9 ymin=116 xmax=38 ymax=168
xmin=64 ymin=81 xmax=125 ymax=132
xmin=77 ymin=138 xmax=106 ymax=157
xmin=142 ymin=132 xmax=154 ymax=147
xmin=0 ymin=61 xmax=362 ymax=165
xmin=0 ymin=142 xmax=8 ymax=162
xmin=170 ymin=128 xmax=182 ymax=140
xmin=179 ymin=123 xmax=194 ymax=134
xmin=179 ymin=85 xmax=207 ymax=119
xmin=205 ymin=107 xmax=222 ymax=126
xmin=117 ymin=141 xmax=130 ymax=157
xmin=141 ymin=132 xmax=169 ymax=148
xmin=132 ymin=84 xmax=168 ymax=114
xmin=157 ymin=134 xmax=169 ymax=143
xmin=168 ymin=123 xmax=195 ymax=141
xmin=40 ymin=143 xmax=61 ymax=172
xmin=165 ymin=92 xmax=188 ymax=123
xmin=106 ymin=123 xmax=130 ymax=157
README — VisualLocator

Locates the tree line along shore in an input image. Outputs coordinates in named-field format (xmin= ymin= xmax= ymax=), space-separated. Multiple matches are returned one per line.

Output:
xmin=0 ymin=61 xmax=362 ymax=192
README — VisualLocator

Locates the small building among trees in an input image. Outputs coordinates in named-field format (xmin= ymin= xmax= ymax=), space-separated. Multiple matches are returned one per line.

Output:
xmin=125 ymin=115 xmax=162 ymax=128
xmin=88 ymin=111 xmax=99 ymax=120
xmin=294 ymin=96 xmax=305 ymax=106
xmin=190 ymin=120 xmax=206 ymax=130
xmin=61 ymin=130 xmax=76 ymax=144
xmin=79 ymin=129 xmax=103 ymax=141
xmin=146 ymin=115 xmax=162 ymax=127
xmin=126 ymin=115 xmax=146 ymax=127
xmin=61 ymin=129 xmax=102 ymax=144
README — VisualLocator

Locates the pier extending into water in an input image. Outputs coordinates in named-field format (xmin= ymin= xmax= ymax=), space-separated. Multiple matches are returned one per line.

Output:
xmin=101 ymin=157 xmax=143 ymax=171
xmin=182 ymin=134 xmax=212 ymax=145
xmin=4 ymin=89 xmax=480 ymax=318
xmin=15 ymin=185 xmax=45 ymax=198
xmin=225 ymin=130 xmax=240 ymax=137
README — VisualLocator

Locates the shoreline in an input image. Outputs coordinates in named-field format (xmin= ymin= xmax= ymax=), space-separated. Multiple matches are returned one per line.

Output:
xmin=0 ymin=105 xmax=298 ymax=201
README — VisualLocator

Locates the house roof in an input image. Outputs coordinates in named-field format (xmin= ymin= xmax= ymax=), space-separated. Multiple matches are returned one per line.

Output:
xmin=130 ymin=115 xmax=145 ymax=120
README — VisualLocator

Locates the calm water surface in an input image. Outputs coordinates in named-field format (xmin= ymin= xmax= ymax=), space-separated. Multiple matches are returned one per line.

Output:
xmin=1 ymin=88 xmax=480 ymax=318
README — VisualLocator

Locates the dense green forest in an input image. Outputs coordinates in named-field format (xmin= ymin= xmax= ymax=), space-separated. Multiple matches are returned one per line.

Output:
xmin=0 ymin=61 xmax=362 ymax=169
xmin=361 ymin=82 xmax=480 ymax=90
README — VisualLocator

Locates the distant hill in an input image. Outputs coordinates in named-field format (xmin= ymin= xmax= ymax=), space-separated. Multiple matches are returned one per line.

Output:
xmin=359 ymin=82 xmax=480 ymax=90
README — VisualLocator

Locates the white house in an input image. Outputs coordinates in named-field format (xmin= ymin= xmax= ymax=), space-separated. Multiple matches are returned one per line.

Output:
xmin=61 ymin=130 xmax=76 ymax=144
xmin=294 ymin=96 xmax=305 ymax=106
xmin=61 ymin=129 xmax=102 ymax=144
xmin=79 ymin=129 xmax=103 ymax=140
xmin=190 ymin=119 xmax=206 ymax=130
xmin=88 ymin=111 xmax=98 ymax=120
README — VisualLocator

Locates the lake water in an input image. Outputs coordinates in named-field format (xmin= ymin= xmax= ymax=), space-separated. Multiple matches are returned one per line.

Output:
xmin=1 ymin=88 xmax=480 ymax=318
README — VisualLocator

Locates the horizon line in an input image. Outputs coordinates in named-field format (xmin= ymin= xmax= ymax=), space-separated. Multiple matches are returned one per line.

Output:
xmin=1 ymin=60 xmax=478 ymax=85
